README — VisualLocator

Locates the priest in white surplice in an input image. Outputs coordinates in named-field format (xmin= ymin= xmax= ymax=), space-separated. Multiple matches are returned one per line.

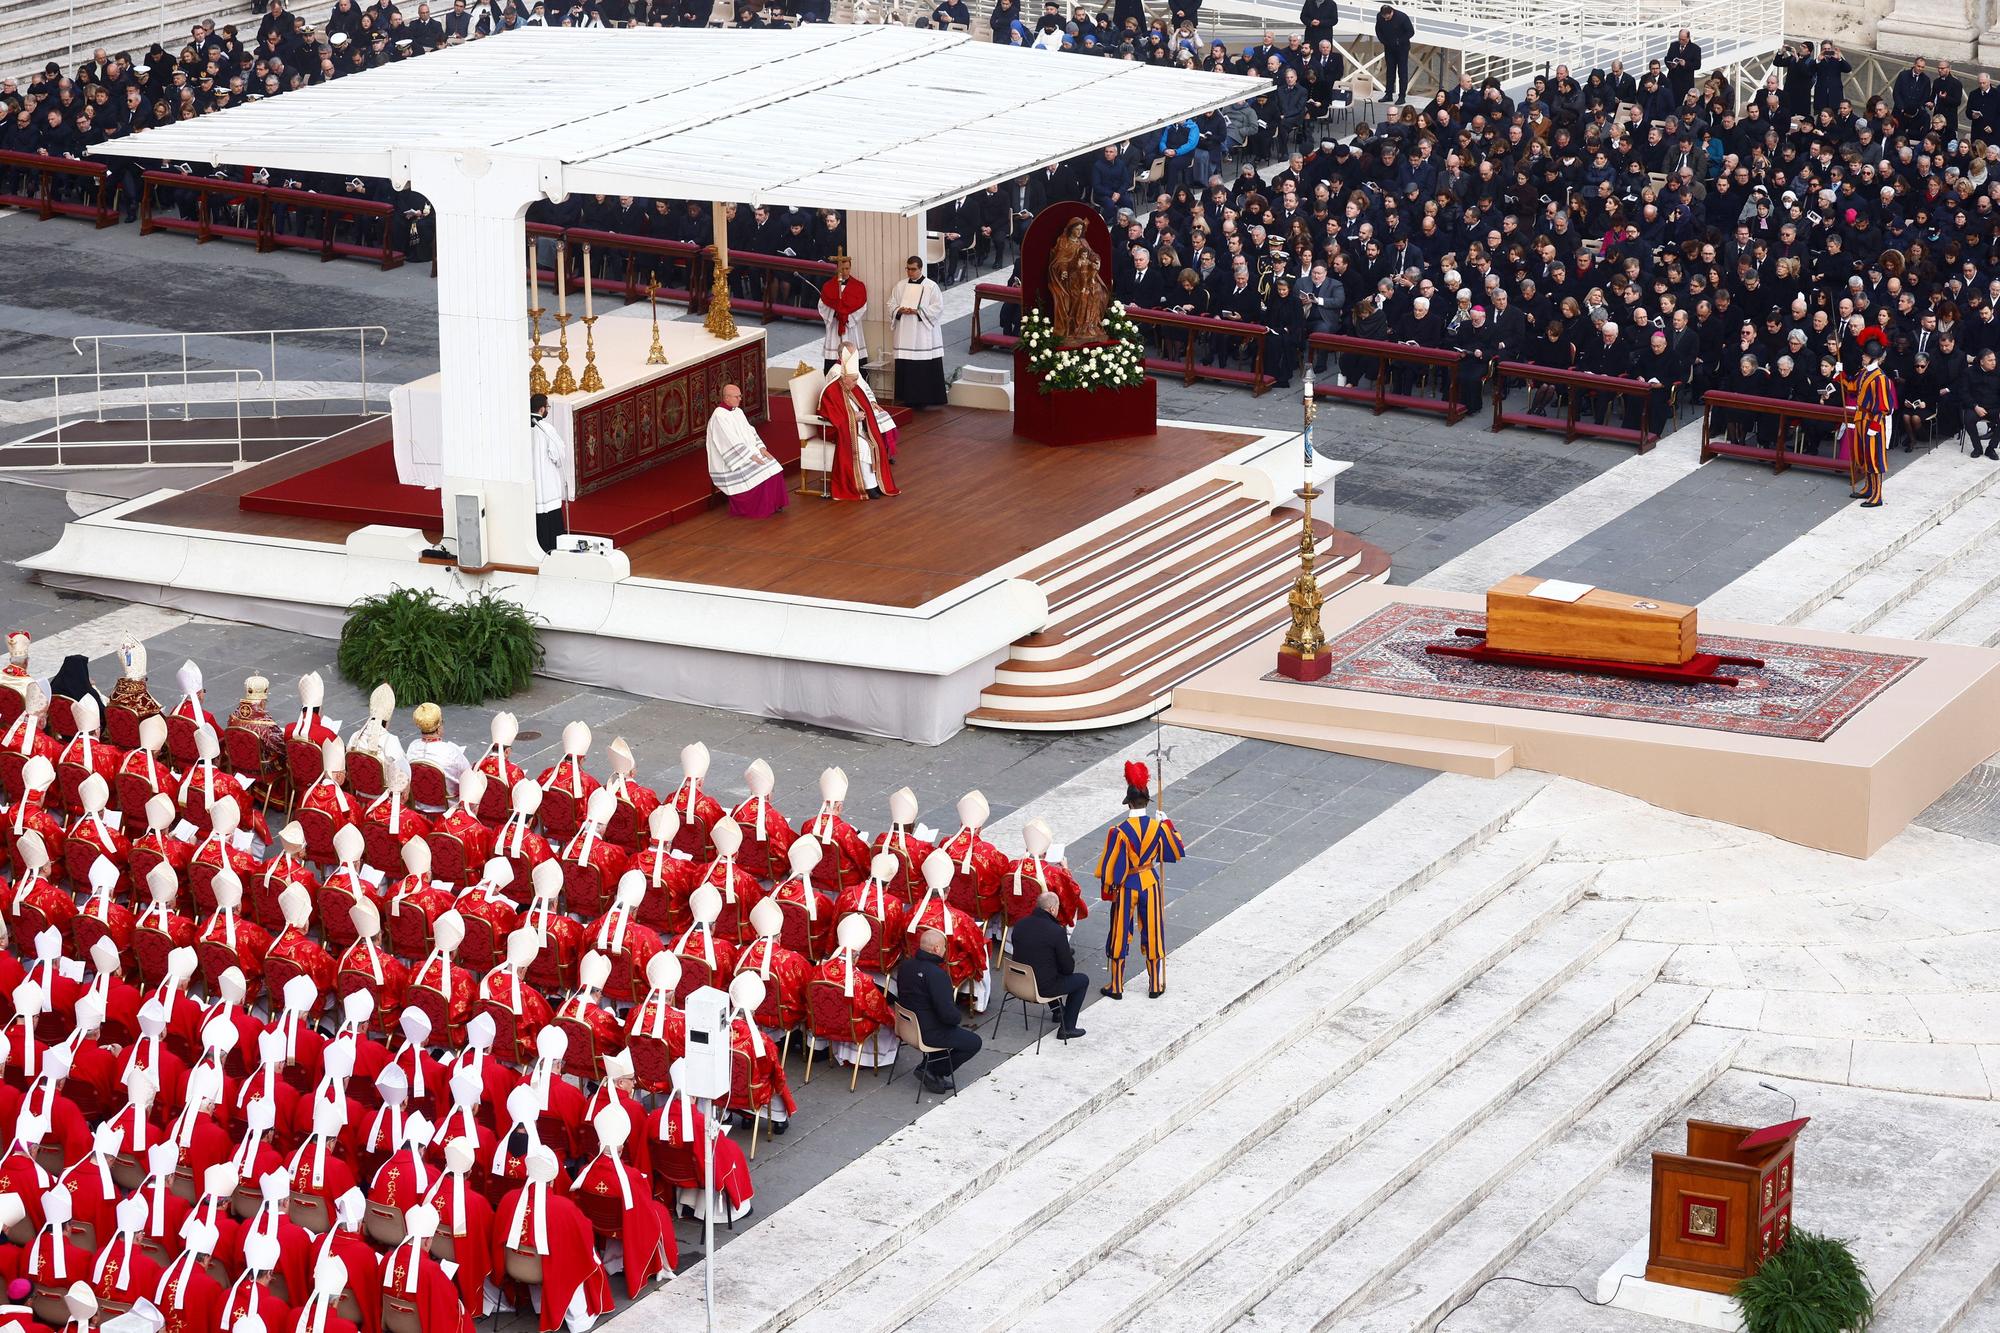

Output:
xmin=892 ymin=255 xmax=948 ymax=408
xmin=705 ymin=383 xmax=790 ymax=519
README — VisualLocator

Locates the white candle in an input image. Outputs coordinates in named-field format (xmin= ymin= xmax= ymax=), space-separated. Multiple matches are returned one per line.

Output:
xmin=583 ymin=245 xmax=594 ymax=319
xmin=556 ymin=241 xmax=568 ymax=316
xmin=527 ymin=240 xmax=537 ymax=310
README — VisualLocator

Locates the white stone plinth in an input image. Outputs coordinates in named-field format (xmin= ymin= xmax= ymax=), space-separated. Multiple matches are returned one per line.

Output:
xmin=1876 ymin=0 xmax=1978 ymax=58
xmin=1596 ymin=1236 xmax=1747 ymax=1331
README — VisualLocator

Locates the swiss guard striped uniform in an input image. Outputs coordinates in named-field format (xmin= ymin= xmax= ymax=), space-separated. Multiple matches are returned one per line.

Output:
xmin=1096 ymin=806 xmax=1184 ymax=998
xmin=1840 ymin=328 xmax=1897 ymax=507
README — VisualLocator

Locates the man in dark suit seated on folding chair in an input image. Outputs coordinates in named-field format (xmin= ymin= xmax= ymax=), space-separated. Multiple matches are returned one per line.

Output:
xmin=896 ymin=929 xmax=980 ymax=1093
xmin=1009 ymin=891 xmax=1090 ymax=1042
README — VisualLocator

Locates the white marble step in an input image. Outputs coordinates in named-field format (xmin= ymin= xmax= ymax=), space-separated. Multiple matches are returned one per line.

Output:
xmin=1704 ymin=452 xmax=2000 ymax=627
xmin=897 ymin=879 xmax=1630 ymax=1333
xmin=988 ymin=931 xmax=1674 ymax=1333
xmin=1872 ymin=1183 xmax=2000 ymax=1333
xmin=1796 ymin=492 xmax=2000 ymax=635
xmin=1929 ymin=580 xmax=2000 ymax=647
xmin=1868 ymin=538 xmax=2000 ymax=643
xmin=780 ymin=827 xmax=1562 ymax=1333
xmin=1040 ymin=506 xmax=1283 ymax=623
xmin=1130 ymin=982 xmax=1714 ymax=1333
xmin=625 ymin=773 xmax=1553 ymax=1333
xmin=1237 ymin=1018 xmax=1740 ymax=1333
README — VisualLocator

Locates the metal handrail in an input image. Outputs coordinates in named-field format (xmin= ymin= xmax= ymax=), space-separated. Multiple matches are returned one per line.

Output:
xmin=69 ymin=325 xmax=389 ymax=421
xmin=0 ymin=368 xmax=270 ymax=467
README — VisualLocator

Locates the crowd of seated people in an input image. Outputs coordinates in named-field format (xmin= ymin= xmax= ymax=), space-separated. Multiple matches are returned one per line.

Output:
xmin=0 ymin=628 xmax=1097 ymax=1330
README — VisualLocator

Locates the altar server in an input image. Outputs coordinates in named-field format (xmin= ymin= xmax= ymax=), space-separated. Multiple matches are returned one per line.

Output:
xmin=817 ymin=251 xmax=867 ymax=371
xmin=891 ymin=255 xmax=947 ymax=408
xmin=530 ymin=394 xmax=573 ymax=555
xmin=703 ymin=384 xmax=788 ymax=520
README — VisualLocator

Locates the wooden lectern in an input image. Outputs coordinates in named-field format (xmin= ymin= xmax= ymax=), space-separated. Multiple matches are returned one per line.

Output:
xmin=1647 ymin=1118 xmax=1809 ymax=1294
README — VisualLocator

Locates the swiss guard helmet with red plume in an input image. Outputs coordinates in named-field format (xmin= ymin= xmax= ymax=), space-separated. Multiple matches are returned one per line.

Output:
xmin=1858 ymin=325 xmax=1889 ymax=356
xmin=1123 ymin=760 xmax=1150 ymax=807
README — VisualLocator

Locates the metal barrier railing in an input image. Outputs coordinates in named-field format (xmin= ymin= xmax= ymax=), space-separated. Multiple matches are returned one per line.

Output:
xmin=0 ymin=368 xmax=278 ymax=467
xmin=69 ymin=325 xmax=389 ymax=421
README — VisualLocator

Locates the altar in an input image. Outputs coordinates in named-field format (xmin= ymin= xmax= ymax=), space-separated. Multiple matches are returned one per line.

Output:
xmin=390 ymin=307 xmax=767 ymax=492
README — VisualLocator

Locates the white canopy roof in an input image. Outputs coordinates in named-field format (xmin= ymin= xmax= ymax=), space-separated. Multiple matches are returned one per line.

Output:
xmin=93 ymin=26 xmax=1261 ymax=215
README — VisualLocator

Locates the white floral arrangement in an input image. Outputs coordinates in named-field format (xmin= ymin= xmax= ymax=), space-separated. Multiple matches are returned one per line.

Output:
xmin=1019 ymin=303 xmax=1147 ymax=393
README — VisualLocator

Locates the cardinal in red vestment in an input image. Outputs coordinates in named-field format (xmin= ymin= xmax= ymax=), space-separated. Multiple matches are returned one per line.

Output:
xmin=817 ymin=356 xmax=898 ymax=502
xmin=493 ymin=1146 xmax=613 ymax=1333
xmin=383 ymin=1204 xmax=476 ymax=1333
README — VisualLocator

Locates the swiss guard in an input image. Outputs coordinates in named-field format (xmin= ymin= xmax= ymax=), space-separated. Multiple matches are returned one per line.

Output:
xmin=1095 ymin=760 xmax=1184 ymax=1000
xmin=1840 ymin=326 xmax=1897 ymax=509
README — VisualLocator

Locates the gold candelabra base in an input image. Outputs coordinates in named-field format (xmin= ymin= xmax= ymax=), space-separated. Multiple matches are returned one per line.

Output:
xmin=551 ymin=312 xmax=578 ymax=396
xmin=579 ymin=314 xmax=604 ymax=393
xmin=1276 ymin=481 xmax=1331 ymax=681
xmin=645 ymin=285 xmax=667 ymax=365
xmin=705 ymin=262 xmax=739 ymax=341
xmin=528 ymin=305 xmax=551 ymax=396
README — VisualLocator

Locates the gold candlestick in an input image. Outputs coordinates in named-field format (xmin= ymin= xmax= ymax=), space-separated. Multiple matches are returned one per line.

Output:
xmin=645 ymin=283 xmax=667 ymax=365
xmin=579 ymin=314 xmax=604 ymax=393
xmin=704 ymin=261 xmax=738 ymax=341
xmin=552 ymin=311 xmax=578 ymax=395
xmin=528 ymin=304 xmax=552 ymax=396
xmin=1278 ymin=383 xmax=1331 ymax=681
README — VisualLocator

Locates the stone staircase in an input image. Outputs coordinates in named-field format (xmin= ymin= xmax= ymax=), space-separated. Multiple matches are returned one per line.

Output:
xmin=616 ymin=771 xmax=1747 ymax=1333
xmin=1705 ymin=450 xmax=2000 ymax=647
xmin=1 ymin=0 xmax=209 ymax=84
xmin=965 ymin=477 xmax=1389 ymax=731
xmin=1864 ymin=1172 xmax=2000 ymax=1333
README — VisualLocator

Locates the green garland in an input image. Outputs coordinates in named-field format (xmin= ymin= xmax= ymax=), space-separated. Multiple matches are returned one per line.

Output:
xmin=1019 ymin=303 xmax=1148 ymax=392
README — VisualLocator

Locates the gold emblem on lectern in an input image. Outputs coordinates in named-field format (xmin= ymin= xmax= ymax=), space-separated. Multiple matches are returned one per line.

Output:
xmin=1688 ymin=1204 xmax=1720 ymax=1238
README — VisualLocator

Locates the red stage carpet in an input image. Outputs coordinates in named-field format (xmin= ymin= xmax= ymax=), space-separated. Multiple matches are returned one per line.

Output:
xmin=239 ymin=394 xmax=812 ymax=547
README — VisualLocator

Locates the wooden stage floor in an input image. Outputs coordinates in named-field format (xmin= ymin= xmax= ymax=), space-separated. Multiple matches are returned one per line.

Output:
xmin=122 ymin=405 xmax=1255 ymax=609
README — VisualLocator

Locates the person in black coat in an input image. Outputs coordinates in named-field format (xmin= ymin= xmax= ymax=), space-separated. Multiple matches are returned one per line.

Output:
xmin=1299 ymin=0 xmax=1337 ymax=47
xmin=1373 ymin=4 xmax=1413 ymax=103
xmin=895 ymin=930 xmax=980 ymax=1091
xmin=1664 ymin=30 xmax=1701 ymax=99
xmin=1009 ymin=894 xmax=1090 ymax=1039
xmin=1265 ymin=273 xmax=1308 ymax=388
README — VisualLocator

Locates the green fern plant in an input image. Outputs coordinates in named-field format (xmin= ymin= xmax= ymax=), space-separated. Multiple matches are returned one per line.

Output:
xmin=338 ymin=586 xmax=544 ymax=705
xmin=1733 ymin=1230 xmax=1874 ymax=1333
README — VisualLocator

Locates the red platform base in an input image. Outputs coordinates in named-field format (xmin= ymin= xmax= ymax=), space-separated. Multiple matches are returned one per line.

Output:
xmin=240 ymin=393 xmax=812 ymax=547
xmin=1013 ymin=358 xmax=1158 ymax=447
xmin=1276 ymin=647 xmax=1332 ymax=681
xmin=1426 ymin=629 xmax=1766 ymax=687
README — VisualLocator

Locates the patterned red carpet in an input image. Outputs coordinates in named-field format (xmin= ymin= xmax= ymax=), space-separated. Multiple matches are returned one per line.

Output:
xmin=1270 ymin=603 xmax=1920 ymax=743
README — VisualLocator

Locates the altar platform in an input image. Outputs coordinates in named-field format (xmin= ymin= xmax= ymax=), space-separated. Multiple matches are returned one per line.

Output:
xmin=1163 ymin=582 xmax=2000 ymax=858
xmin=25 ymin=400 xmax=1339 ymax=742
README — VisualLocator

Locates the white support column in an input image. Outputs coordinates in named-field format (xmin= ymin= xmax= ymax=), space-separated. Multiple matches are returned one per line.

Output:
xmin=849 ymin=209 xmax=922 ymax=398
xmin=406 ymin=148 xmax=548 ymax=569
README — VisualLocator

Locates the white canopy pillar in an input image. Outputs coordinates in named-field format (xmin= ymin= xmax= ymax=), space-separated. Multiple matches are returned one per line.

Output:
xmin=849 ymin=210 xmax=922 ymax=395
xmin=406 ymin=147 xmax=547 ymax=569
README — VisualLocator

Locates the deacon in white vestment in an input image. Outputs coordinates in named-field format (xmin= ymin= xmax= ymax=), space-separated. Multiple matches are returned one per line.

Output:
xmin=892 ymin=256 xmax=948 ymax=408
xmin=531 ymin=392 xmax=574 ymax=554
xmin=705 ymin=384 xmax=789 ymax=520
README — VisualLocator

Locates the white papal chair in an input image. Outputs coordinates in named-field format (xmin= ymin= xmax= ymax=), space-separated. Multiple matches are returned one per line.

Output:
xmin=788 ymin=364 xmax=836 ymax=498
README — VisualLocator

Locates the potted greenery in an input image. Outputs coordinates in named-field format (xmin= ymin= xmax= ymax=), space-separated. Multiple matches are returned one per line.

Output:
xmin=1733 ymin=1230 xmax=1874 ymax=1333
xmin=339 ymin=586 xmax=544 ymax=705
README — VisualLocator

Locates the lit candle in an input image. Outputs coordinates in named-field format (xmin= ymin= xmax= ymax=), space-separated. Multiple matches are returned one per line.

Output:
xmin=556 ymin=241 xmax=568 ymax=317
xmin=527 ymin=239 xmax=537 ymax=310
xmin=583 ymin=245 xmax=594 ymax=319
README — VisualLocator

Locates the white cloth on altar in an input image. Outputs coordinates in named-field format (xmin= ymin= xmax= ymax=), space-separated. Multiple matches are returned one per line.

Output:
xmin=892 ymin=279 xmax=945 ymax=362
xmin=390 ymin=380 xmax=444 ymax=488
xmin=704 ymin=407 xmax=782 ymax=496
